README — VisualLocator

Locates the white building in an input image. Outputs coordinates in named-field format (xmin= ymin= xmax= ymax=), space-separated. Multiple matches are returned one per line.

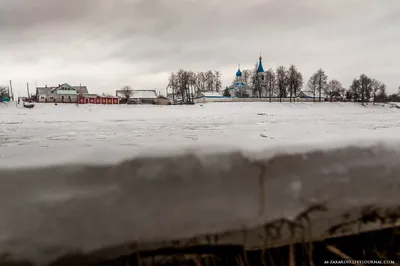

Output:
xmin=116 ymin=89 xmax=158 ymax=104
xmin=36 ymin=84 xmax=89 ymax=103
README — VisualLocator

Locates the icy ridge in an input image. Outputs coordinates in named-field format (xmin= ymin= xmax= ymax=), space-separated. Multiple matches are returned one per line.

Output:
xmin=0 ymin=144 xmax=399 ymax=264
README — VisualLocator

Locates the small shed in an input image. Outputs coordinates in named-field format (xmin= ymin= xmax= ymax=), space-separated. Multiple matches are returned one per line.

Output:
xmin=297 ymin=91 xmax=316 ymax=98
xmin=197 ymin=91 xmax=224 ymax=98
xmin=79 ymin=95 xmax=119 ymax=105
xmin=116 ymin=90 xmax=158 ymax=104
xmin=131 ymin=90 xmax=157 ymax=103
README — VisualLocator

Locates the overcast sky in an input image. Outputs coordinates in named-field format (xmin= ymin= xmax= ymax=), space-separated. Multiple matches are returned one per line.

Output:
xmin=1 ymin=0 xmax=399 ymax=96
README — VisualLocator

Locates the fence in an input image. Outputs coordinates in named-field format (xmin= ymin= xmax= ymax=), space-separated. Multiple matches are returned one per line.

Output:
xmin=194 ymin=96 xmax=324 ymax=104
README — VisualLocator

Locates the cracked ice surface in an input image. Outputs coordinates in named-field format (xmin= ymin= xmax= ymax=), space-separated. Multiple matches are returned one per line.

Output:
xmin=2 ymin=102 xmax=400 ymax=166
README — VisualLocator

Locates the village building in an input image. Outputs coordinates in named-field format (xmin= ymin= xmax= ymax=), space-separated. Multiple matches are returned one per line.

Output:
xmin=78 ymin=94 xmax=119 ymax=105
xmin=116 ymin=89 xmax=158 ymax=104
xmin=36 ymin=84 xmax=89 ymax=103
xmin=0 ymin=89 xmax=11 ymax=102
xmin=229 ymin=65 xmax=249 ymax=97
xmin=296 ymin=91 xmax=342 ymax=101
xmin=193 ymin=91 xmax=225 ymax=104
xmin=228 ymin=55 xmax=266 ymax=97
xmin=36 ymin=83 xmax=119 ymax=104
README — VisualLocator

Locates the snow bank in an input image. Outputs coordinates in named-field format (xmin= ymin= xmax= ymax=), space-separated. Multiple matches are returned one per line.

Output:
xmin=0 ymin=143 xmax=399 ymax=265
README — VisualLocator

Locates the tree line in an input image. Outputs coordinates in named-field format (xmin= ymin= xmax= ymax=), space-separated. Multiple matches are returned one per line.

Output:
xmin=167 ymin=70 xmax=222 ymax=103
xmin=226 ymin=64 xmax=400 ymax=104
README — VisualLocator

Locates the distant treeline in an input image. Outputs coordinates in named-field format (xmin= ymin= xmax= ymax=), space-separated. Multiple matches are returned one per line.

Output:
xmin=166 ymin=65 xmax=400 ymax=105
xmin=228 ymin=64 xmax=399 ymax=105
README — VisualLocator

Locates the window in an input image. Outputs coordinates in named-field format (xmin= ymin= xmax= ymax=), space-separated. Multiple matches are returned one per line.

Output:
xmin=41 ymin=96 xmax=44 ymax=99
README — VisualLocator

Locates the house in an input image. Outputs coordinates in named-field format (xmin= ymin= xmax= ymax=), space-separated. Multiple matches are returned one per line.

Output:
xmin=297 ymin=91 xmax=328 ymax=101
xmin=116 ymin=89 xmax=158 ymax=104
xmin=0 ymin=87 xmax=10 ymax=102
xmin=297 ymin=90 xmax=343 ymax=102
xmin=326 ymin=91 xmax=344 ymax=102
xmin=197 ymin=91 xmax=224 ymax=98
xmin=194 ymin=91 xmax=230 ymax=103
xmin=297 ymin=91 xmax=315 ymax=98
xmin=36 ymin=84 xmax=89 ymax=103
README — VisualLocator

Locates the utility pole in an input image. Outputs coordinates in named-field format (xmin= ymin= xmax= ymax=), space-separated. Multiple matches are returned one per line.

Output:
xmin=26 ymin=83 xmax=30 ymax=99
xmin=9 ymin=80 xmax=14 ymax=101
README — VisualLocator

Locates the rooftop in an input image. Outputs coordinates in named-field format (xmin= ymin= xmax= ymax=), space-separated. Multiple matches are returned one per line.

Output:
xmin=257 ymin=55 xmax=264 ymax=73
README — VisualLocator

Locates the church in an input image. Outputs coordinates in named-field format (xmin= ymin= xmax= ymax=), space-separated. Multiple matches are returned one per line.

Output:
xmin=228 ymin=55 xmax=265 ymax=98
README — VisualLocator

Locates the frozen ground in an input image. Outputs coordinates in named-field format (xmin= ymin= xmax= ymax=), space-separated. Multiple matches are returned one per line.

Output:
xmin=0 ymin=102 xmax=400 ymax=265
xmin=1 ymin=102 xmax=400 ymax=166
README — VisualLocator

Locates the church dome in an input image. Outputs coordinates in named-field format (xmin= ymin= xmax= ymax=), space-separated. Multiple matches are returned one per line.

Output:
xmin=257 ymin=55 xmax=264 ymax=73
xmin=236 ymin=65 xmax=242 ymax=77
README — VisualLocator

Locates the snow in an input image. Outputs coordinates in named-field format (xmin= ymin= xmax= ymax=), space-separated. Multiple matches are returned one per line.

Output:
xmin=0 ymin=102 xmax=400 ymax=264
xmin=1 ymin=102 xmax=400 ymax=166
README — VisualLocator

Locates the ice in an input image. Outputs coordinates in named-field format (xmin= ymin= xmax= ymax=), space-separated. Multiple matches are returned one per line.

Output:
xmin=2 ymin=102 xmax=400 ymax=167
xmin=0 ymin=102 xmax=400 ymax=265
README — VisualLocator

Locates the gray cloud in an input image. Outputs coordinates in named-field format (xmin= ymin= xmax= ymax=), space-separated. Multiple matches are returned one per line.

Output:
xmin=1 ymin=0 xmax=400 ymax=95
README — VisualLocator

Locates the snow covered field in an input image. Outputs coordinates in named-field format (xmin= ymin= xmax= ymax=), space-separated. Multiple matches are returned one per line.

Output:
xmin=1 ymin=102 xmax=400 ymax=265
xmin=1 ymin=102 xmax=400 ymax=166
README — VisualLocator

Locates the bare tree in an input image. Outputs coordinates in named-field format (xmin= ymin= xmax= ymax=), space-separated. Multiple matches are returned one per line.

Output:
xmin=0 ymin=86 xmax=9 ymax=99
xmin=347 ymin=78 xmax=361 ymax=102
xmin=119 ymin=86 xmax=133 ymax=103
xmin=242 ymin=70 xmax=251 ymax=85
xmin=315 ymin=69 xmax=328 ymax=102
xmin=324 ymin=80 xmax=343 ymax=102
xmin=375 ymin=82 xmax=387 ymax=103
xmin=168 ymin=73 xmax=178 ymax=102
xmin=307 ymin=74 xmax=318 ymax=102
xmin=294 ymin=71 xmax=303 ymax=102
xmin=276 ymin=66 xmax=287 ymax=102
xmin=188 ymin=71 xmax=197 ymax=103
xmin=347 ymin=77 xmax=387 ymax=103
xmin=371 ymin=79 xmax=384 ymax=104
xmin=287 ymin=65 xmax=297 ymax=102
xmin=175 ymin=69 xmax=196 ymax=103
xmin=359 ymin=74 xmax=373 ymax=106
xmin=176 ymin=69 xmax=188 ymax=102
xmin=205 ymin=70 xmax=214 ymax=92
xmin=287 ymin=65 xmax=303 ymax=102
xmin=265 ymin=69 xmax=276 ymax=102
xmin=170 ymin=69 xmax=223 ymax=102
xmin=214 ymin=70 xmax=222 ymax=92
xmin=195 ymin=72 xmax=206 ymax=93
